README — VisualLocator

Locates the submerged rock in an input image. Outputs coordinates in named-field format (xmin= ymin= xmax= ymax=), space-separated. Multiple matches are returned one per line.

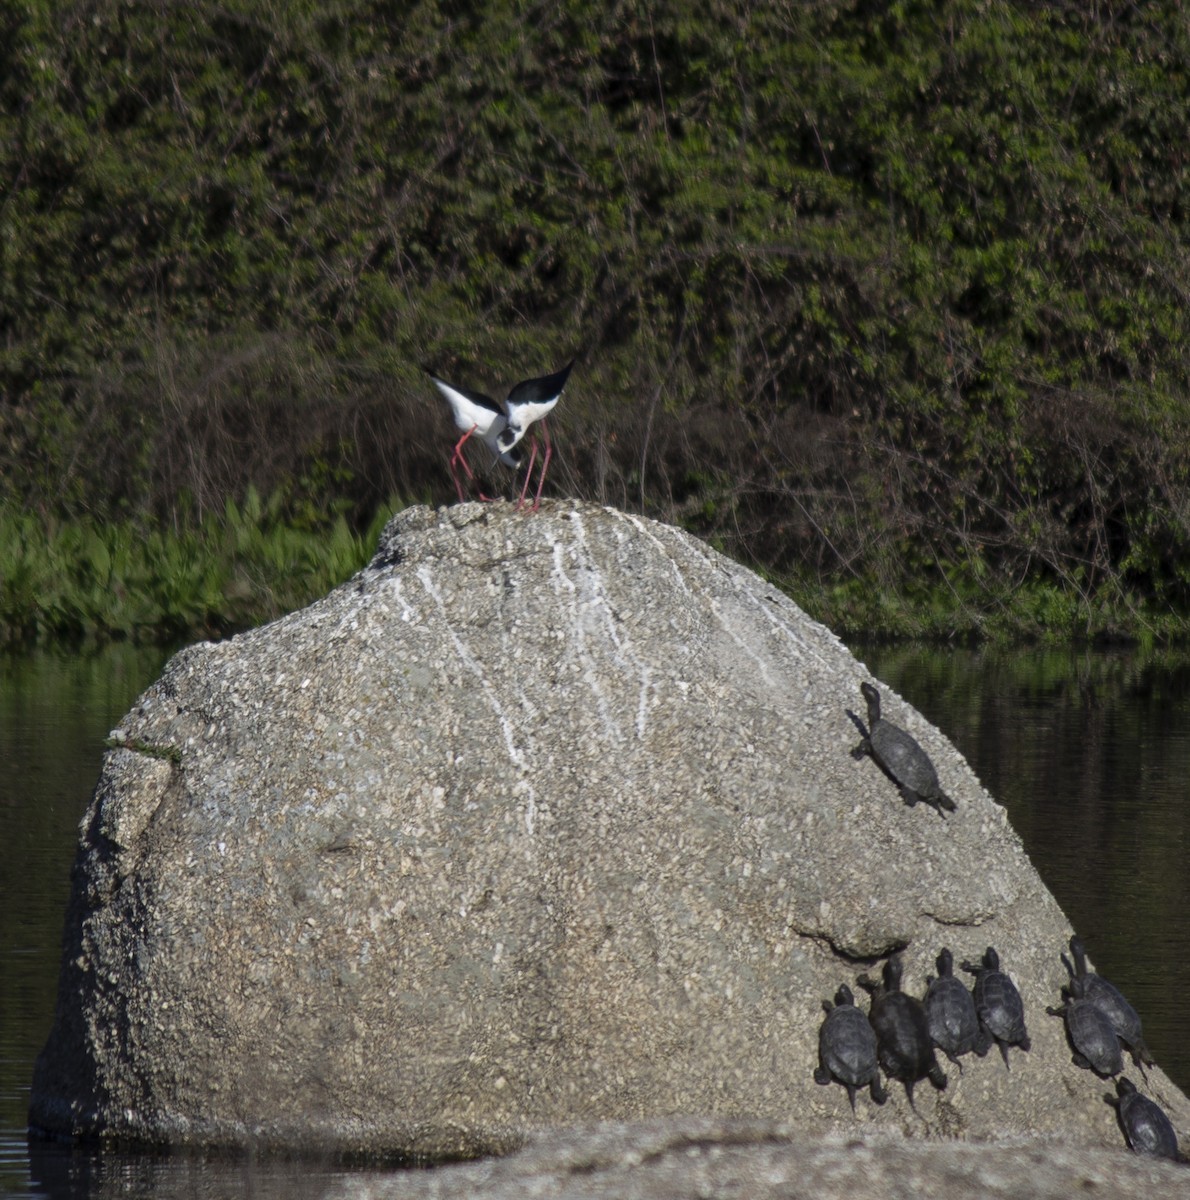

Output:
xmin=29 ymin=501 xmax=1190 ymax=1157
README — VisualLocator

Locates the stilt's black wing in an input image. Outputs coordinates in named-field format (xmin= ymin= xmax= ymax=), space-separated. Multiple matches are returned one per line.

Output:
xmin=506 ymin=360 xmax=574 ymax=407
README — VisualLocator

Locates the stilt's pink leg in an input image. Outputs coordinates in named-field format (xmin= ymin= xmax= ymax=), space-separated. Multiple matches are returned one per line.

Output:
xmin=516 ymin=436 xmax=539 ymax=512
xmin=530 ymin=421 xmax=552 ymax=512
xmin=450 ymin=426 xmax=478 ymax=502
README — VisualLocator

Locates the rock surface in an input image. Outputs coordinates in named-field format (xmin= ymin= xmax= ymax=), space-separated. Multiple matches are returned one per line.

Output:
xmin=328 ymin=1120 xmax=1190 ymax=1200
xmin=29 ymin=500 xmax=1190 ymax=1159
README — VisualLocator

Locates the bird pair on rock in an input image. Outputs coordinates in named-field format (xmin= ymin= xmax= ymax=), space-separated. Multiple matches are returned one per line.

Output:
xmin=425 ymin=360 xmax=573 ymax=511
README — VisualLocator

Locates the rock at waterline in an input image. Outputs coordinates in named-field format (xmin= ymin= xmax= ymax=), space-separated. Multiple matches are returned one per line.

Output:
xmin=29 ymin=500 xmax=1190 ymax=1157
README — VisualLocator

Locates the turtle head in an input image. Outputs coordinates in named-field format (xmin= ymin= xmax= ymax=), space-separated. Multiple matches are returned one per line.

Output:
xmin=1068 ymin=935 xmax=1088 ymax=975
xmin=983 ymin=946 xmax=1000 ymax=971
xmin=859 ymin=681 xmax=881 ymax=722
xmin=855 ymin=972 xmax=879 ymax=998
xmin=834 ymin=984 xmax=855 ymax=1008
xmin=883 ymin=953 xmax=904 ymax=992
xmin=936 ymin=947 xmax=953 ymax=977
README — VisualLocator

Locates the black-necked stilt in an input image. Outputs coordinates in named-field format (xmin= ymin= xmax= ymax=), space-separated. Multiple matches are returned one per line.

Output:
xmin=496 ymin=360 xmax=573 ymax=510
xmin=424 ymin=368 xmax=525 ymax=503
xmin=426 ymin=361 xmax=573 ymax=509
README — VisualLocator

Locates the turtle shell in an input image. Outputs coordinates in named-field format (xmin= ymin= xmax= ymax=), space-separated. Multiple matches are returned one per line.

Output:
xmin=962 ymin=946 xmax=1030 ymax=1069
xmin=924 ymin=948 xmax=984 ymax=1064
xmin=861 ymin=955 xmax=947 ymax=1108
xmin=814 ymin=985 xmax=886 ymax=1111
xmin=1060 ymin=994 xmax=1124 ymax=1078
xmin=1066 ymin=937 xmax=1152 ymax=1068
xmin=855 ymin=682 xmax=955 ymax=815
xmin=1115 ymin=1079 xmax=1180 ymax=1160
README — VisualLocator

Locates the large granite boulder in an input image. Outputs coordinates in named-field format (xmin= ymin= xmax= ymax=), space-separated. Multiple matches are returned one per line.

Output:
xmin=30 ymin=501 xmax=1190 ymax=1160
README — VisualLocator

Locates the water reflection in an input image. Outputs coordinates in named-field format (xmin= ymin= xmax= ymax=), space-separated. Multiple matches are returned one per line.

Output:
xmin=851 ymin=642 xmax=1190 ymax=1098
xmin=23 ymin=1138 xmax=392 ymax=1200
xmin=0 ymin=647 xmax=172 ymax=1200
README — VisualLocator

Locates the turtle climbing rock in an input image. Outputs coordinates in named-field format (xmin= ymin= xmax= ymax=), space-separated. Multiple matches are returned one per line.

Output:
xmin=961 ymin=946 xmax=1031 ymax=1070
xmin=813 ymin=984 xmax=888 ymax=1112
xmin=858 ymin=953 xmax=947 ymax=1110
xmin=1065 ymin=935 xmax=1154 ymax=1073
xmin=923 ymin=947 xmax=988 ymax=1069
xmin=1047 ymin=975 xmax=1124 ymax=1079
xmin=850 ymin=681 xmax=956 ymax=816
xmin=1110 ymin=1078 xmax=1181 ymax=1161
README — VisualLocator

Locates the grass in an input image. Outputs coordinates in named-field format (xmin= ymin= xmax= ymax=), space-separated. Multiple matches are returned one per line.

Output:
xmin=0 ymin=490 xmax=403 ymax=647
xmin=786 ymin=571 xmax=1190 ymax=646
xmin=4 ymin=491 xmax=1188 ymax=649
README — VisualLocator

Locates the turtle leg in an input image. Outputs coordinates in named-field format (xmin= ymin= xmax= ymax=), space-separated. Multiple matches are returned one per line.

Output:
xmin=921 ymin=790 xmax=957 ymax=815
xmin=850 ymin=736 xmax=871 ymax=761
xmin=869 ymin=1076 xmax=888 ymax=1105
xmin=929 ymin=1061 xmax=948 ymax=1090
xmin=897 ymin=784 xmax=922 ymax=808
xmin=813 ymin=1066 xmax=831 ymax=1086
xmin=997 ymin=1039 xmax=1012 ymax=1071
xmin=1128 ymin=1039 xmax=1153 ymax=1078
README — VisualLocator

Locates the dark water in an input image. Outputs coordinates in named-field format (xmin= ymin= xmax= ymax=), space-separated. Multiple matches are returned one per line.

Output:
xmin=2 ymin=641 xmax=1189 ymax=1196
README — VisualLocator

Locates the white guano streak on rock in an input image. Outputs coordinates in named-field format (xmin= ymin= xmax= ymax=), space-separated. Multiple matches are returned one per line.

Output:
xmin=388 ymin=578 xmax=422 ymax=625
xmin=414 ymin=565 xmax=538 ymax=836
xmin=563 ymin=511 xmax=655 ymax=740
xmin=574 ymin=512 xmax=658 ymax=738
xmin=708 ymin=596 xmax=778 ymax=689
xmin=735 ymin=580 xmax=832 ymax=672
xmin=550 ymin=534 xmax=623 ymax=743
xmin=607 ymin=509 xmax=693 ymax=597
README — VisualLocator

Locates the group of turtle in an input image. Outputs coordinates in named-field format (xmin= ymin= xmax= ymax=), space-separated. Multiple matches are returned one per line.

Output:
xmin=840 ymin=680 xmax=1181 ymax=1159
xmin=814 ymin=938 xmax=1181 ymax=1161
xmin=814 ymin=946 xmax=1029 ymax=1114
xmin=1046 ymin=935 xmax=1179 ymax=1159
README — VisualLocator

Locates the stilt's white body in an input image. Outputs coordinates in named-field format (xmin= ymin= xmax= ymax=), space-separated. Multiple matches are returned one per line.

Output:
xmin=428 ymin=376 xmax=520 ymax=468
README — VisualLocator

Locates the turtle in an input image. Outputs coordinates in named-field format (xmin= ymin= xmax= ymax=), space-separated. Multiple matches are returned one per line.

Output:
xmin=961 ymin=946 xmax=1031 ymax=1070
xmin=1109 ymin=1078 xmax=1181 ymax=1161
xmin=849 ymin=681 xmax=956 ymax=816
xmin=1047 ymin=974 xmax=1124 ymax=1078
xmin=1064 ymin=935 xmax=1154 ymax=1073
xmin=858 ymin=953 xmax=947 ymax=1110
xmin=813 ymin=984 xmax=888 ymax=1112
xmin=923 ymin=947 xmax=989 ymax=1070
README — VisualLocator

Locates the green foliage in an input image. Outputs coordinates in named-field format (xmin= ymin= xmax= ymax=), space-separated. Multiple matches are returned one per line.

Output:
xmin=0 ymin=491 xmax=400 ymax=646
xmin=2 ymin=2 xmax=1190 ymax=639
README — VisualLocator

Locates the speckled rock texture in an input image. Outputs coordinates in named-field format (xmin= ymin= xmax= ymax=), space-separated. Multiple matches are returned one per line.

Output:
xmin=29 ymin=501 xmax=1190 ymax=1161
xmin=329 ymin=1121 xmax=1190 ymax=1200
